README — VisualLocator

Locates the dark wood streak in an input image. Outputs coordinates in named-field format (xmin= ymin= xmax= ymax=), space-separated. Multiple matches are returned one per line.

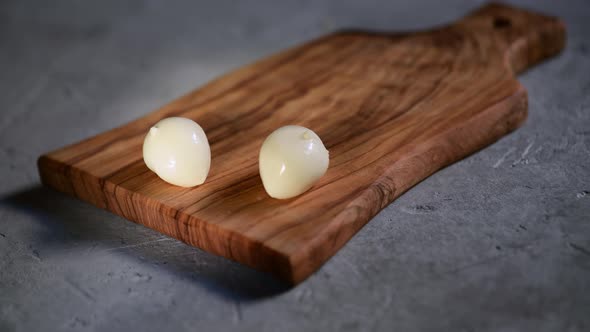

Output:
xmin=37 ymin=3 xmax=566 ymax=284
xmin=183 ymin=173 xmax=261 ymax=216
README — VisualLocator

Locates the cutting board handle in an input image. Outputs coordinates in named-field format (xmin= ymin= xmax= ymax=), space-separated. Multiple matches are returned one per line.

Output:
xmin=456 ymin=2 xmax=566 ymax=74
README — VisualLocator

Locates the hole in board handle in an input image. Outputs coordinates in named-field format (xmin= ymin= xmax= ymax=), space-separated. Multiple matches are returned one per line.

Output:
xmin=493 ymin=16 xmax=512 ymax=29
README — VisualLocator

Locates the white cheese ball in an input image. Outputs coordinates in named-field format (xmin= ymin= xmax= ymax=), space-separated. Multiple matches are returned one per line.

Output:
xmin=259 ymin=125 xmax=329 ymax=199
xmin=143 ymin=117 xmax=210 ymax=187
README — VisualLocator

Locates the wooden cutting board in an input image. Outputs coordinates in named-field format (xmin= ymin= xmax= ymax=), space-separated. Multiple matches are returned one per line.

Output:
xmin=38 ymin=3 xmax=565 ymax=284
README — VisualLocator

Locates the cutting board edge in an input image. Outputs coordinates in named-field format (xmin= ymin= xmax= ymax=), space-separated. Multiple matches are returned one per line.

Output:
xmin=37 ymin=155 xmax=297 ymax=283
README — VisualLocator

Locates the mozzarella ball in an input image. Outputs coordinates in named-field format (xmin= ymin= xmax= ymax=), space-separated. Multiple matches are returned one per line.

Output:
xmin=259 ymin=125 xmax=329 ymax=199
xmin=143 ymin=117 xmax=210 ymax=187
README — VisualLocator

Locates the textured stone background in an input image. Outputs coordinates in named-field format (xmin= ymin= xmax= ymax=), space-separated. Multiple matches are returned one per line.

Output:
xmin=1 ymin=0 xmax=589 ymax=331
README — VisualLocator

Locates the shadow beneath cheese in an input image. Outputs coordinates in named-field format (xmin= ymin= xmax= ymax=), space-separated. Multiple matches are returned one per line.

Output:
xmin=0 ymin=185 xmax=290 ymax=300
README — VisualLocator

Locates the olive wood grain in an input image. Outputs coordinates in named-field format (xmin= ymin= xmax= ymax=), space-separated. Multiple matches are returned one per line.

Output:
xmin=38 ymin=3 xmax=566 ymax=284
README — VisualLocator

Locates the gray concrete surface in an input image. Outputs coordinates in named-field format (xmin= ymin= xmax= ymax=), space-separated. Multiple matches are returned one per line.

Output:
xmin=1 ymin=0 xmax=589 ymax=331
